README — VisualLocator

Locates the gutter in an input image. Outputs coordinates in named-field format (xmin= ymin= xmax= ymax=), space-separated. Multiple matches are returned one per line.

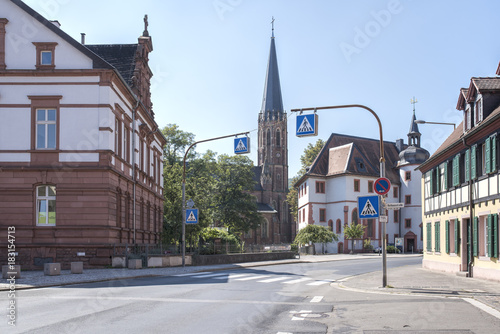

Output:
xmin=462 ymin=137 xmax=474 ymax=278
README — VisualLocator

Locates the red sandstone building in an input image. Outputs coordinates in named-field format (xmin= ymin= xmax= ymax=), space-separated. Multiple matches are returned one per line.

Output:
xmin=0 ymin=0 xmax=165 ymax=269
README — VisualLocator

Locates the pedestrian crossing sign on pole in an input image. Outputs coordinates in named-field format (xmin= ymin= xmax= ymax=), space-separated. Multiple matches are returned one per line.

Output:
xmin=234 ymin=137 xmax=250 ymax=154
xmin=185 ymin=208 xmax=198 ymax=224
xmin=358 ymin=195 xmax=380 ymax=219
xmin=296 ymin=114 xmax=318 ymax=137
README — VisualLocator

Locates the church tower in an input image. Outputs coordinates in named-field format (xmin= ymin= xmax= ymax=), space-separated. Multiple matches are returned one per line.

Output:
xmin=255 ymin=21 xmax=290 ymax=243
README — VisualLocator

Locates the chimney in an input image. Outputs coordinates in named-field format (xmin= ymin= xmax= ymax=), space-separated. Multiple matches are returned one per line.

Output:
xmin=81 ymin=33 xmax=86 ymax=45
xmin=50 ymin=20 xmax=61 ymax=28
xmin=395 ymin=139 xmax=405 ymax=152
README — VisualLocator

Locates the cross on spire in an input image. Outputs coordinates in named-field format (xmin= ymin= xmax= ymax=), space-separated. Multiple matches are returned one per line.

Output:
xmin=143 ymin=14 xmax=149 ymax=37
xmin=410 ymin=96 xmax=418 ymax=113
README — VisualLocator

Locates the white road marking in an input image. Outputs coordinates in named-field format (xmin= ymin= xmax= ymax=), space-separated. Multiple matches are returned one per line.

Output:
xmin=307 ymin=280 xmax=333 ymax=286
xmin=173 ymin=272 xmax=210 ymax=277
xmin=190 ymin=273 xmax=228 ymax=279
xmin=258 ymin=277 xmax=291 ymax=283
xmin=310 ymin=296 xmax=323 ymax=303
xmin=464 ymin=298 xmax=500 ymax=320
xmin=213 ymin=273 xmax=248 ymax=280
xmin=283 ymin=277 xmax=312 ymax=284
xmin=234 ymin=275 xmax=270 ymax=281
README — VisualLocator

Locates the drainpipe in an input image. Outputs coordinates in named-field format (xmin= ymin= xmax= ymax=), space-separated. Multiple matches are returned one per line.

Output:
xmin=462 ymin=138 xmax=474 ymax=277
xmin=132 ymin=101 xmax=140 ymax=245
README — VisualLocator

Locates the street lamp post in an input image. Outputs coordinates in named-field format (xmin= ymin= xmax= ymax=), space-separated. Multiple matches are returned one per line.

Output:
xmin=290 ymin=104 xmax=388 ymax=287
xmin=414 ymin=120 xmax=456 ymax=130
xmin=181 ymin=131 xmax=249 ymax=267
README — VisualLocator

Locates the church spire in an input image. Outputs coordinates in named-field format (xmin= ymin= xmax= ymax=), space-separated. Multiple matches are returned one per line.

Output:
xmin=260 ymin=18 xmax=284 ymax=121
xmin=408 ymin=97 xmax=421 ymax=147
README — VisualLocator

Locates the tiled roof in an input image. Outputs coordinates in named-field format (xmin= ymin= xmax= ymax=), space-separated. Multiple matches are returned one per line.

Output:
xmin=306 ymin=133 xmax=404 ymax=184
xmin=456 ymin=88 xmax=468 ymax=110
xmin=257 ymin=203 xmax=277 ymax=213
xmin=85 ymin=44 xmax=138 ymax=85
xmin=471 ymin=77 xmax=500 ymax=91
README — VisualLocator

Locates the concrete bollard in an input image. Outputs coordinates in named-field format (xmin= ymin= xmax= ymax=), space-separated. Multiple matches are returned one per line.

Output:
xmin=2 ymin=265 xmax=21 ymax=279
xmin=71 ymin=262 xmax=83 ymax=274
xmin=44 ymin=263 xmax=61 ymax=276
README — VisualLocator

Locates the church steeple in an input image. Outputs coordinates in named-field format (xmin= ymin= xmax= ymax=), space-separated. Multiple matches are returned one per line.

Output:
xmin=408 ymin=97 xmax=421 ymax=147
xmin=260 ymin=18 xmax=284 ymax=122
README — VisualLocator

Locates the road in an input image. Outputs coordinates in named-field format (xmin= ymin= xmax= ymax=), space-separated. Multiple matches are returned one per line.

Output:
xmin=1 ymin=256 xmax=499 ymax=333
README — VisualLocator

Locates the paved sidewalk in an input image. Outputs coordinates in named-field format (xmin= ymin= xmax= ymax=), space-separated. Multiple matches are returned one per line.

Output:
xmin=0 ymin=253 xmax=406 ymax=290
xmin=338 ymin=263 xmax=500 ymax=315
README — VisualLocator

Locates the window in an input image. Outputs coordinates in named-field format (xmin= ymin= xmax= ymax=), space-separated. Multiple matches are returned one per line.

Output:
xmin=405 ymin=171 xmax=411 ymax=181
xmin=445 ymin=220 xmax=458 ymax=254
xmin=354 ymin=179 xmax=360 ymax=192
xmin=405 ymin=219 xmax=411 ymax=229
xmin=476 ymin=98 xmax=483 ymax=124
xmin=276 ymin=129 xmax=281 ymax=147
xmin=319 ymin=208 xmax=326 ymax=222
xmin=123 ymin=127 xmax=130 ymax=163
xmin=36 ymin=109 xmax=57 ymax=149
xmin=368 ymin=180 xmax=374 ymax=193
xmin=465 ymin=107 xmax=471 ymax=131
xmin=426 ymin=223 xmax=432 ymax=251
xmin=261 ymin=219 xmax=268 ymax=238
xmin=405 ymin=195 xmax=411 ymax=205
xmin=33 ymin=42 xmax=57 ymax=69
xmin=36 ymin=185 xmax=56 ymax=226
xmin=486 ymin=214 xmax=499 ymax=258
xmin=316 ymin=181 xmax=325 ymax=194
xmin=266 ymin=129 xmax=271 ymax=146
xmin=452 ymin=154 xmax=461 ymax=186
xmin=440 ymin=162 xmax=448 ymax=191
xmin=393 ymin=186 xmax=398 ymax=198
xmin=485 ymin=134 xmax=497 ymax=174
xmin=351 ymin=208 xmax=358 ymax=224
xmin=336 ymin=219 xmax=342 ymax=234
xmin=394 ymin=210 xmax=399 ymax=223
xmin=115 ymin=119 xmax=121 ymax=157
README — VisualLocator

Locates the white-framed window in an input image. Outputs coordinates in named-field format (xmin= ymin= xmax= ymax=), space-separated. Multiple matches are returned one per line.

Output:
xmin=36 ymin=185 xmax=56 ymax=226
xmin=36 ymin=109 xmax=56 ymax=149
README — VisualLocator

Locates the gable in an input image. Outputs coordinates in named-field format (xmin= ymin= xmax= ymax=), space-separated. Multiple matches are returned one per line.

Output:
xmin=2 ymin=0 xmax=111 ymax=70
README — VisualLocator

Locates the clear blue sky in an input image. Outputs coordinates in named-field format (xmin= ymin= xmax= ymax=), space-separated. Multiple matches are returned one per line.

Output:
xmin=23 ymin=0 xmax=500 ymax=177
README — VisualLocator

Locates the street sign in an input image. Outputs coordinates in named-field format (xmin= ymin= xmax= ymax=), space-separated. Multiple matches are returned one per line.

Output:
xmin=379 ymin=216 xmax=388 ymax=223
xmin=374 ymin=177 xmax=391 ymax=196
xmin=385 ymin=202 xmax=404 ymax=210
xmin=185 ymin=208 xmax=198 ymax=224
xmin=234 ymin=137 xmax=250 ymax=154
xmin=296 ymin=114 xmax=318 ymax=137
xmin=186 ymin=199 xmax=195 ymax=208
xmin=358 ymin=195 xmax=380 ymax=219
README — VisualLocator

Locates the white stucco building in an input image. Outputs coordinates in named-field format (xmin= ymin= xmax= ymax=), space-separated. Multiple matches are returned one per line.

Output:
xmin=295 ymin=112 xmax=429 ymax=253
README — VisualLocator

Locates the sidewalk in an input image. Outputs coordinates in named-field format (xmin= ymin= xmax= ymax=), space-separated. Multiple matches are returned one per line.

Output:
xmin=338 ymin=262 xmax=500 ymax=315
xmin=0 ymin=253 xmax=408 ymax=290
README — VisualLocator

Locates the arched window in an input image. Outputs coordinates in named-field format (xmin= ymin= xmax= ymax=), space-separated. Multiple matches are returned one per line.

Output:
xmin=276 ymin=129 xmax=281 ymax=147
xmin=266 ymin=129 xmax=271 ymax=146
xmin=261 ymin=219 xmax=269 ymax=238
xmin=336 ymin=219 xmax=342 ymax=233
xmin=351 ymin=208 xmax=358 ymax=224
xmin=328 ymin=219 xmax=333 ymax=231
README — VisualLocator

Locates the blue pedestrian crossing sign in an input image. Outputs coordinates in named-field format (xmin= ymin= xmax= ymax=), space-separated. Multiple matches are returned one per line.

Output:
xmin=234 ymin=137 xmax=250 ymax=154
xmin=296 ymin=114 xmax=318 ymax=137
xmin=185 ymin=208 xmax=198 ymax=224
xmin=358 ymin=195 xmax=380 ymax=219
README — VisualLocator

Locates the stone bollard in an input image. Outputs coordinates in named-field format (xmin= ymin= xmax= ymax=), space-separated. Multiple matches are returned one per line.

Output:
xmin=2 ymin=265 xmax=21 ymax=279
xmin=44 ymin=263 xmax=61 ymax=276
xmin=128 ymin=259 xmax=142 ymax=269
xmin=71 ymin=262 xmax=83 ymax=274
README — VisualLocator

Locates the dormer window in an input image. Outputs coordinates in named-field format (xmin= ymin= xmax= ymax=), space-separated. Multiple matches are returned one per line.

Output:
xmin=475 ymin=97 xmax=483 ymax=125
xmin=33 ymin=42 xmax=57 ymax=69
xmin=465 ymin=106 xmax=471 ymax=131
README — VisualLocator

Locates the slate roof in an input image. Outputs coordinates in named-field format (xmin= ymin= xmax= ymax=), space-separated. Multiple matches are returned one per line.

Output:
xmin=257 ymin=203 xmax=277 ymax=213
xmin=302 ymin=133 xmax=404 ymax=185
xmin=261 ymin=36 xmax=284 ymax=120
xmin=85 ymin=44 xmax=138 ymax=86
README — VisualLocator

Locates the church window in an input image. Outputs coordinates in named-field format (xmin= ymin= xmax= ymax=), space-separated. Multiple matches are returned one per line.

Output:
xmin=276 ymin=129 xmax=281 ymax=147
xmin=266 ymin=129 xmax=271 ymax=146
xmin=261 ymin=219 xmax=269 ymax=238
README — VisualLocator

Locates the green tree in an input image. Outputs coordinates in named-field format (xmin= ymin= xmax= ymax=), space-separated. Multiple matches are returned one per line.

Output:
xmin=294 ymin=224 xmax=338 ymax=245
xmin=212 ymin=154 xmax=263 ymax=235
xmin=343 ymin=222 xmax=366 ymax=254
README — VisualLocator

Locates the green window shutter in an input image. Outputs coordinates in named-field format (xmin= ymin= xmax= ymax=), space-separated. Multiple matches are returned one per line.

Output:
xmin=492 ymin=134 xmax=497 ymax=173
xmin=443 ymin=162 xmax=448 ymax=190
xmin=471 ymin=145 xmax=477 ymax=180
xmin=452 ymin=154 xmax=460 ymax=187
xmin=487 ymin=214 xmax=492 ymax=257
xmin=455 ymin=219 xmax=460 ymax=254
xmin=494 ymin=214 xmax=499 ymax=258
xmin=429 ymin=170 xmax=434 ymax=195
xmin=436 ymin=168 xmax=441 ymax=193
xmin=465 ymin=149 xmax=470 ymax=182
xmin=452 ymin=156 xmax=457 ymax=186
xmin=427 ymin=223 xmax=432 ymax=251
xmin=435 ymin=221 xmax=440 ymax=252
xmin=445 ymin=220 xmax=450 ymax=254
xmin=473 ymin=217 xmax=478 ymax=257
xmin=485 ymin=137 xmax=491 ymax=174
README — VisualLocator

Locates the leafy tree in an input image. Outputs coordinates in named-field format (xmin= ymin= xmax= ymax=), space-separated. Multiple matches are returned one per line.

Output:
xmin=212 ymin=154 xmax=263 ymax=235
xmin=294 ymin=224 xmax=338 ymax=246
xmin=343 ymin=222 xmax=366 ymax=254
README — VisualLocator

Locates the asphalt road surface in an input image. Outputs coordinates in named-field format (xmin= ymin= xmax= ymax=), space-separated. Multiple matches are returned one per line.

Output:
xmin=2 ymin=256 xmax=499 ymax=333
